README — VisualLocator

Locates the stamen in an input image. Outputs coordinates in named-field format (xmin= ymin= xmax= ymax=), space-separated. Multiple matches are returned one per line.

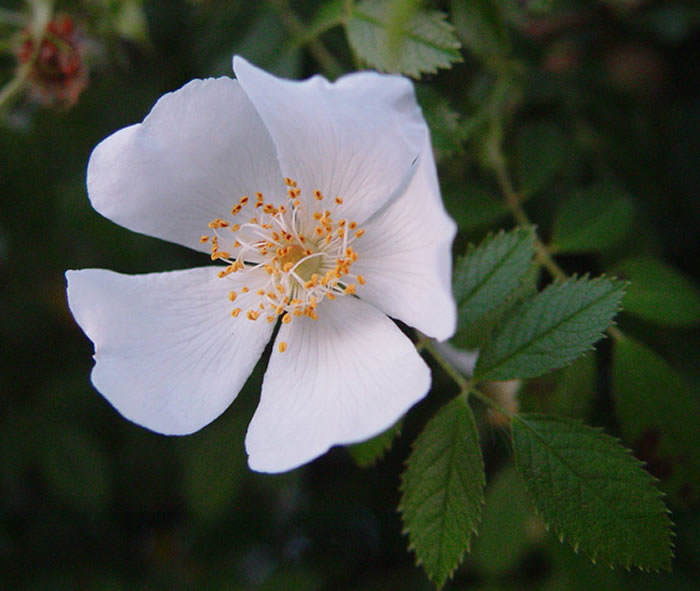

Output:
xmin=209 ymin=182 xmax=366 ymax=328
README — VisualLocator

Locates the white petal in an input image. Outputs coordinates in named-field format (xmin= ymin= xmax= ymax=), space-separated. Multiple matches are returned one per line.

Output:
xmin=245 ymin=297 xmax=430 ymax=473
xmin=351 ymin=133 xmax=457 ymax=341
xmin=66 ymin=266 xmax=275 ymax=435
xmin=87 ymin=77 xmax=285 ymax=254
xmin=233 ymin=56 xmax=426 ymax=225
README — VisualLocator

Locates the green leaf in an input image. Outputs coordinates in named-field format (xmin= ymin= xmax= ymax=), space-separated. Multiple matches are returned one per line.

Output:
xmin=453 ymin=226 xmax=536 ymax=332
xmin=516 ymin=121 xmax=568 ymax=197
xmin=613 ymin=257 xmax=700 ymax=326
xmin=552 ymin=184 xmax=635 ymax=253
xmin=471 ymin=466 xmax=533 ymax=575
xmin=451 ymin=0 xmax=510 ymax=59
xmin=512 ymin=414 xmax=673 ymax=570
xmin=180 ymin=413 xmax=247 ymax=521
xmin=474 ymin=277 xmax=625 ymax=381
xmin=348 ymin=420 xmax=402 ymax=468
xmin=346 ymin=0 xmax=462 ymax=78
xmin=452 ymin=261 xmax=540 ymax=351
xmin=400 ymin=398 xmax=485 ymax=587
xmin=613 ymin=337 xmax=700 ymax=502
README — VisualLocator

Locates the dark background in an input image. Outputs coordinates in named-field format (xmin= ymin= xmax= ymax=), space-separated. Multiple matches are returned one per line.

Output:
xmin=1 ymin=1 xmax=699 ymax=589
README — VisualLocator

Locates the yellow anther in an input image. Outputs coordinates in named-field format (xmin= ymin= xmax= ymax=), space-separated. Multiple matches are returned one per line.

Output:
xmin=335 ymin=197 xmax=343 ymax=205
xmin=314 ymin=190 xmax=323 ymax=200
xmin=327 ymin=293 xmax=336 ymax=300
xmin=345 ymin=284 xmax=356 ymax=295
xmin=357 ymin=275 xmax=366 ymax=285
xmin=200 ymin=235 xmax=209 ymax=243
xmin=250 ymin=217 xmax=258 ymax=224
xmin=242 ymin=286 xmax=249 ymax=293
xmin=266 ymin=315 xmax=276 ymax=323
xmin=231 ymin=224 xmax=240 ymax=232
xmin=313 ymin=211 xmax=323 ymax=220
xmin=257 ymin=289 xmax=265 ymax=296
xmin=231 ymin=204 xmax=242 ymax=215
xmin=349 ymin=221 xmax=357 ymax=230
xmin=228 ymin=291 xmax=237 ymax=301
xmin=355 ymin=229 xmax=365 ymax=238
xmin=246 ymin=310 xmax=259 ymax=321
xmin=239 ymin=195 xmax=249 ymax=205
xmin=282 ymin=313 xmax=292 ymax=324
xmin=231 ymin=308 xmax=241 ymax=317
xmin=278 ymin=341 xmax=287 ymax=353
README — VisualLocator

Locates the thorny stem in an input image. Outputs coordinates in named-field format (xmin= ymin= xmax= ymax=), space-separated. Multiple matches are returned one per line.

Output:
xmin=268 ymin=0 xmax=344 ymax=79
xmin=489 ymin=137 xmax=624 ymax=342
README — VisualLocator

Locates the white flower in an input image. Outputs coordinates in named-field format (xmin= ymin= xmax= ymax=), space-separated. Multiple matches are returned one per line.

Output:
xmin=65 ymin=56 xmax=456 ymax=473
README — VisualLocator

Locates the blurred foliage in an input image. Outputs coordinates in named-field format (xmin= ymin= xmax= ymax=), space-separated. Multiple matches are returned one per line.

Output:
xmin=1 ymin=0 xmax=700 ymax=589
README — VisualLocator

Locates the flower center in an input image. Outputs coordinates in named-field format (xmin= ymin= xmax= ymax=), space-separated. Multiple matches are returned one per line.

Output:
xmin=201 ymin=178 xmax=366 ymax=336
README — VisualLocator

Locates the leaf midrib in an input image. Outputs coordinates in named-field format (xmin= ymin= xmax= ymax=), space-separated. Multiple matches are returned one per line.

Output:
xmin=477 ymin=281 xmax=621 ymax=379
xmin=351 ymin=8 xmax=460 ymax=56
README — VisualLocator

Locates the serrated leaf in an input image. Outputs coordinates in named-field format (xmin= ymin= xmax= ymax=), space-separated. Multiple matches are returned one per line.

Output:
xmin=516 ymin=121 xmax=568 ymax=197
xmin=346 ymin=0 xmax=462 ymax=78
xmin=451 ymin=0 xmax=510 ymax=59
xmin=613 ymin=257 xmax=700 ymax=327
xmin=474 ymin=277 xmax=625 ymax=381
xmin=348 ymin=420 xmax=402 ymax=468
xmin=613 ymin=337 xmax=700 ymax=503
xmin=400 ymin=398 xmax=485 ymax=587
xmin=552 ymin=184 xmax=635 ymax=253
xmin=512 ymin=414 xmax=673 ymax=570
xmin=453 ymin=226 xmax=536 ymax=333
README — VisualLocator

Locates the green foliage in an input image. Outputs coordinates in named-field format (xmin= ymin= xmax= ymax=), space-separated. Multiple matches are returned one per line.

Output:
xmin=551 ymin=184 xmax=635 ymax=253
xmin=613 ymin=257 xmax=700 ymax=326
xmin=550 ymin=353 xmax=597 ymax=419
xmin=453 ymin=226 xmax=536 ymax=339
xmin=417 ymin=86 xmax=464 ymax=161
xmin=471 ymin=466 xmax=534 ymax=575
xmin=346 ymin=0 xmax=462 ymax=78
xmin=613 ymin=337 xmax=700 ymax=502
xmin=512 ymin=414 xmax=673 ymax=570
xmin=516 ymin=121 xmax=568 ymax=198
xmin=451 ymin=0 xmax=511 ymax=59
xmin=400 ymin=397 xmax=485 ymax=587
xmin=348 ymin=420 xmax=402 ymax=467
xmin=474 ymin=277 xmax=625 ymax=381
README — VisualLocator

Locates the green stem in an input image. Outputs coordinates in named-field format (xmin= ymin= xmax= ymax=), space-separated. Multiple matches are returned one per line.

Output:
xmin=488 ymin=127 xmax=623 ymax=343
xmin=418 ymin=336 xmax=470 ymax=394
xmin=268 ymin=0 xmax=343 ymax=79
